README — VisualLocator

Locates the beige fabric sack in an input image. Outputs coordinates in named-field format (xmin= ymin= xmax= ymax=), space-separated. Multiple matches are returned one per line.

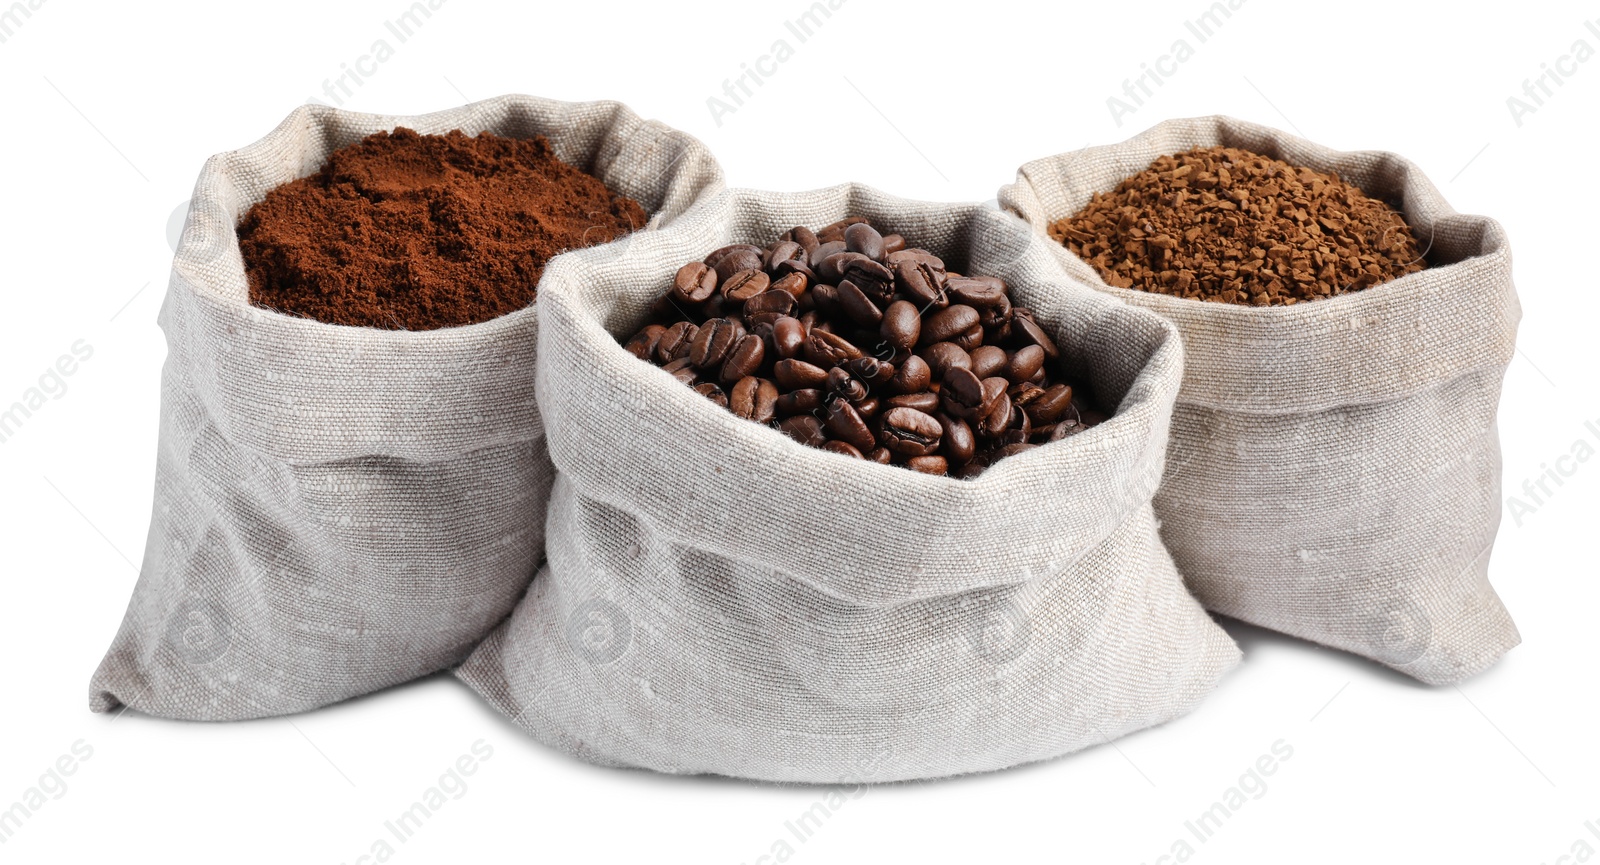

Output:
xmin=998 ymin=116 xmax=1520 ymax=685
xmin=455 ymin=185 xmax=1240 ymax=783
xmin=89 ymin=95 xmax=724 ymax=720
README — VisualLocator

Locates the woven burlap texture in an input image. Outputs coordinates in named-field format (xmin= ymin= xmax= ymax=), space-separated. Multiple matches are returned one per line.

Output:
xmin=89 ymin=94 xmax=725 ymax=720
xmin=998 ymin=116 xmax=1521 ymax=685
xmin=455 ymin=184 xmax=1241 ymax=783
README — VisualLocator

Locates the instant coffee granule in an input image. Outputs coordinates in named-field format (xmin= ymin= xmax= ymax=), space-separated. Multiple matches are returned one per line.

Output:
xmin=237 ymin=127 xmax=649 ymax=329
xmin=1049 ymin=146 xmax=1425 ymax=306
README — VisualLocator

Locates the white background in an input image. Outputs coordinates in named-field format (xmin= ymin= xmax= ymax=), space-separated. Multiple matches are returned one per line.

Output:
xmin=2 ymin=0 xmax=1596 ymax=862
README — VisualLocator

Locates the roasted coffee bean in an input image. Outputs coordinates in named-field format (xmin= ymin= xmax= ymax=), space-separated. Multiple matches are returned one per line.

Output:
xmin=968 ymin=345 xmax=1007 ymax=379
xmin=907 ymin=455 xmax=948 ymax=475
xmin=920 ymin=304 xmax=980 ymax=346
xmin=844 ymin=222 xmax=885 ymax=260
xmin=1012 ymin=308 xmax=1060 ymax=359
xmin=941 ymin=367 xmax=985 ymax=418
xmin=766 ymin=241 xmax=806 ymax=272
xmin=818 ymin=251 xmax=868 ymax=284
xmin=945 ymin=276 xmax=1006 ymax=307
xmin=839 ymin=257 xmax=895 ymax=302
xmin=772 ymin=316 xmax=807 ymax=358
xmin=980 ymin=391 xmax=1013 ymax=438
xmin=730 ymin=376 xmax=780 ymax=424
xmin=886 ymin=354 xmax=931 ymax=395
xmin=919 ymin=342 xmax=972 ymax=379
xmin=810 ymin=283 xmax=843 ymax=318
xmin=938 ymin=412 xmax=976 ymax=465
xmin=744 ymin=289 xmax=797 ymax=325
xmin=773 ymin=358 xmax=829 ymax=390
xmin=772 ymin=256 xmax=815 ymax=283
xmin=809 ymin=239 xmax=847 ymax=268
xmin=778 ymin=414 xmax=826 ymax=447
xmin=816 ymin=216 xmax=868 ymax=238
xmin=776 ymin=388 xmax=825 ymax=416
xmin=999 ymin=403 xmax=1032 ymax=444
xmin=714 ymin=248 xmax=764 ymax=283
xmin=771 ymin=271 xmax=809 ymax=299
xmin=837 ymin=280 xmax=884 ymax=327
xmin=693 ymin=382 xmax=728 ymax=407
xmin=827 ymin=367 xmax=868 ymax=401
xmin=848 ymin=356 xmax=895 ymax=385
xmin=656 ymin=321 xmax=699 ymax=363
xmin=1048 ymin=420 xmax=1087 ymax=442
xmin=885 ymin=391 xmax=941 ymax=414
xmin=880 ymin=300 xmax=921 ymax=352
xmin=704 ymin=243 xmax=762 ymax=269
xmin=979 ymin=376 xmax=1010 ymax=417
xmin=662 ymin=357 xmax=699 ymax=385
xmin=822 ymin=440 xmax=865 ymax=459
xmin=951 ymin=323 xmax=985 ymax=351
xmin=1026 ymin=383 xmax=1074 ymax=424
xmin=720 ymin=334 xmax=765 ymax=383
xmin=886 ymin=248 xmax=944 ymax=272
xmin=624 ymin=324 xmax=666 ymax=360
xmin=865 ymin=446 xmax=894 ymax=464
xmin=722 ymin=269 xmax=770 ymax=302
xmin=1006 ymin=345 xmax=1046 ymax=384
xmin=672 ymin=262 xmax=718 ymax=304
xmin=881 ymin=233 xmax=907 ymax=255
xmin=880 ymin=407 xmax=943 ymax=456
xmin=803 ymin=328 xmax=864 ymax=367
xmin=953 ymin=461 xmax=986 ymax=479
xmin=980 ymin=292 xmax=1013 ymax=342
xmin=788 ymin=225 xmax=819 ymax=253
xmin=894 ymin=259 xmax=948 ymax=309
xmin=854 ymin=395 xmax=881 ymax=420
xmin=702 ymin=293 xmax=729 ymax=320
xmin=824 ymin=397 xmax=877 ymax=452
xmin=689 ymin=318 xmax=739 ymax=368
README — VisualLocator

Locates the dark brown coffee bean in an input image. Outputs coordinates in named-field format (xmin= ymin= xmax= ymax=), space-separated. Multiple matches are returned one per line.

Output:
xmin=817 ymin=216 xmax=869 ymax=237
xmin=624 ymin=324 xmax=665 ymax=360
xmin=980 ymin=391 xmax=1013 ymax=438
xmin=840 ymin=257 xmax=895 ymax=302
xmin=854 ymin=395 xmax=881 ymax=420
xmin=953 ymin=461 xmax=986 ymax=479
xmin=885 ymin=392 xmax=941 ymax=413
xmin=1048 ymin=421 xmax=1087 ymax=442
xmin=656 ymin=321 xmax=699 ymax=363
xmin=886 ymin=248 xmax=944 ymax=272
xmin=744 ymin=289 xmax=797 ymax=325
xmin=788 ymin=225 xmax=819 ymax=253
xmin=766 ymin=241 xmax=805 ymax=272
xmin=980 ymin=292 xmax=1013 ymax=342
xmin=1006 ymin=345 xmax=1045 ymax=383
xmin=803 ymin=329 xmax=864 ymax=367
xmin=827 ymin=367 xmax=868 ymax=402
xmin=818 ymin=251 xmax=868 ymax=284
xmin=941 ymin=367 xmax=985 ymax=419
xmin=847 ymin=356 xmax=895 ymax=385
xmin=771 ymin=272 xmax=809 ymax=299
xmin=778 ymin=415 xmax=826 ymax=447
xmin=880 ymin=300 xmax=921 ymax=352
xmin=689 ymin=318 xmax=739 ymax=369
xmin=822 ymin=440 xmax=865 ymax=459
xmin=720 ymin=334 xmax=765 ymax=383
xmin=865 ymin=446 xmax=894 ymax=464
xmin=844 ymin=223 xmax=885 ymax=260
xmin=809 ymin=240 xmax=847 ymax=269
xmin=776 ymin=388 xmax=825 ymax=416
xmin=1012 ymin=308 xmax=1060 ymax=360
xmin=809 ymin=283 xmax=843 ymax=319
xmin=979 ymin=377 xmax=1010 ymax=418
xmin=722 ymin=269 xmax=770 ymax=302
xmin=662 ymin=357 xmax=699 ymax=385
xmin=920 ymin=305 xmax=980 ymax=346
xmin=773 ymin=256 xmax=815 ymax=283
xmin=704 ymin=243 xmax=762 ymax=268
xmin=945 ymin=276 xmax=1007 ymax=307
xmin=880 ymin=407 xmax=943 ymax=456
xmin=672 ymin=262 xmax=718 ymax=304
xmin=730 ymin=376 xmax=779 ymax=424
xmin=885 ymin=354 xmax=931 ymax=395
xmin=938 ymin=412 xmax=976 ymax=465
xmin=772 ymin=316 xmax=807 ymax=359
xmin=951 ymin=324 xmax=985 ymax=351
xmin=837 ymin=280 xmax=884 ymax=327
xmin=998 ymin=403 xmax=1032 ymax=444
xmin=693 ymin=382 xmax=728 ymax=407
xmin=773 ymin=358 xmax=829 ymax=391
xmin=919 ymin=342 xmax=971 ymax=379
xmin=881 ymin=233 xmax=907 ymax=255
xmin=907 ymin=455 xmax=948 ymax=475
xmin=893 ymin=260 xmax=948 ymax=310
xmin=714 ymin=248 xmax=764 ymax=283
xmin=968 ymin=345 xmax=1007 ymax=379
xmin=1025 ymin=383 xmax=1074 ymax=424
xmin=824 ymin=397 xmax=877 ymax=452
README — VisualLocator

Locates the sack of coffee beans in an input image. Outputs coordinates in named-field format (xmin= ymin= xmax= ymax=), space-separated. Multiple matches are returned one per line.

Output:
xmin=998 ymin=116 xmax=1521 ymax=685
xmin=454 ymin=185 xmax=1240 ymax=782
xmin=89 ymin=95 xmax=724 ymax=720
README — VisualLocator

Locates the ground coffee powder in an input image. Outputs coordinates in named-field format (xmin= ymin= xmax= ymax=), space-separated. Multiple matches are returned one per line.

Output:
xmin=1049 ymin=146 xmax=1425 ymax=306
xmin=238 ymin=127 xmax=649 ymax=329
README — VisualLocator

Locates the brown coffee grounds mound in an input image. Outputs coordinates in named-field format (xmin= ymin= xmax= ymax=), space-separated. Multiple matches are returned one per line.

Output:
xmin=1049 ymin=146 xmax=1426 ymax=306
xmin=237 ymin=127 xmax=649 ymax=329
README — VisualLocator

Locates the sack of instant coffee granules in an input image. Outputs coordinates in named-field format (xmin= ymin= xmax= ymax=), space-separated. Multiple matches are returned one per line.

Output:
xmin=454 ymin=185 xmax=1240 ymax=783
xmin=998 ymin=116 xmax=1521 ymax=685
xmin=89 ymin=95 xmax=723 ymax=720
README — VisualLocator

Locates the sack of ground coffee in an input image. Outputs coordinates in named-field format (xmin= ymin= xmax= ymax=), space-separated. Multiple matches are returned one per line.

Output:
xmin=998 ymin=116 xmax=1521 ymax=685
xmin=89 ymin=95 xmax=724 ymax=720
xmin=454 ymin=185 xmax=1240 ymax=782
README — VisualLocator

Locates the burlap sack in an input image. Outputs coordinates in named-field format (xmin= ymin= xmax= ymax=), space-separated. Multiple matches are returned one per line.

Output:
xmin=455 ymin=185 xmax=1240 ymax=782
xmin=89 ymin=95 xmax=724 ymax=720
xmin=998 ymin=116 xmax=1520 ymax=685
